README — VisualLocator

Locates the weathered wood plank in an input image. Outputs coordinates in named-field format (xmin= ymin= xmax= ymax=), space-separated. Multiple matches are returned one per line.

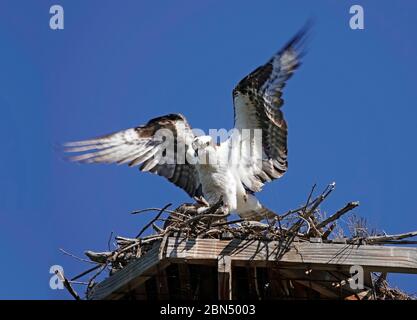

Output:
xmin=88 ymin=244 xmax=163 ymax=300
xmin=132 ymin=283 xmax=147 ymax=300
xmin=156 ymin=266 xmax=169 ymax=300
xmin=218 ymin=256 xmax=232 ymax=300
xmin=165 ymin=237 xmax=417 ymax=274
xmin=177 ymin=263 xmax=192 ymax=300
xmin=266 ymin=267 xmax=284 ymax=298
xmin=247 ymin=267 xmax=260 ymax=299
xmin=278 ymin=269 xmax=340 ymax=299
xmin=294 ymin=280 xmax=339 ymax=298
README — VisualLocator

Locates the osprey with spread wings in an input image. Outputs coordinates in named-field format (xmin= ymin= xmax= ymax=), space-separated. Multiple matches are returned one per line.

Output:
xmin=65 ymin=26 xmax=308 ymax=221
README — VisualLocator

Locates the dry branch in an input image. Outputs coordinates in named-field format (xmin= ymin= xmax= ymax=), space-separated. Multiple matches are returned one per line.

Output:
xmin=55 ymin=269 xmax=80 ymax=300
xmin=365 ymin=231 xmax=417 ymax=244
xmin=316 ymin=201 xmax=359 ymax=229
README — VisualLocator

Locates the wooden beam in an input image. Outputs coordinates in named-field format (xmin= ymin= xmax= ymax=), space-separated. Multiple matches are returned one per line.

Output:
xmin=344 ymin=290 xmax=372 ymax=300
xmin=294 ymin=280 xmax=339 ymax=299
xmin=177 ymin=263 xmax=192 ymax=300
xmin=156 ymin=266 xmax=169 ymax=300
xmin=266 ymin=267 xmax=279 ymax=298
xmin=277 ymin=268 xmax=340 ymax=299
xmin=165 ymin=237 xmax=417 ymax=274
xmin=132 ymin=283 xmax=147 ymax=300
xmin=218 ymin=256 xmax=232 ymax=300
xmin=247 ymin=267 xmax=260 ymax=299
xmin=88 ymin=244 xmax=164 ymax=300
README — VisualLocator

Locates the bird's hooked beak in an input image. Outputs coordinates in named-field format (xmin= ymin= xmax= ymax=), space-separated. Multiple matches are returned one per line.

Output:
xmin=191 ymin=137 xmax=214 ymax=161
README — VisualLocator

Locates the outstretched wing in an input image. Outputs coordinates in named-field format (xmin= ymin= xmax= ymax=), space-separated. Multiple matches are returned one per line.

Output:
xmin=232 ymin=25 xmax=309 ymax=192
xmin=64 ymin=113 xmax=202 ymax=197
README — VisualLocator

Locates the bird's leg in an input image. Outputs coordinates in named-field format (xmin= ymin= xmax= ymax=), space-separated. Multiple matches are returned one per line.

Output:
xmin=220 ymin=203 xmax=231 ymax=215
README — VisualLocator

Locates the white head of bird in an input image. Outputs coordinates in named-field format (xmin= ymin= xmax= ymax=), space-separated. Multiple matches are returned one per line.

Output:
xmin=191 ymin=135 xmax=218 ymax=165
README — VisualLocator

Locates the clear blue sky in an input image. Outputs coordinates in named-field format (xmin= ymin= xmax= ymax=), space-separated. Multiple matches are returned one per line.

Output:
xmin=0 ymin=0 xmax=416 ymax=299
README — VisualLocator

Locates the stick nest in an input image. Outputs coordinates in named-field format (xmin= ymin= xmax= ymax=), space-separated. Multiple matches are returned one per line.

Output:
xmin=58 ymin=182 xmax=416 ymax=300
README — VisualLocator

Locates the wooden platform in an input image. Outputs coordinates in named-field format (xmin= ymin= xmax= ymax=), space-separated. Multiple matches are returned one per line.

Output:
xmin=87 ymin=237 xmax=417 ymax=300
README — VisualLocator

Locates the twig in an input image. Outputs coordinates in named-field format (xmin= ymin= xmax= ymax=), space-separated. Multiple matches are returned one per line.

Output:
xmin=87 ymin=263 xmax=108 ymax=289
xmin=107 ymin=231 xmax=114 ymax=251
xmin=131 ymin=207 xmax=179 ymax=215
xmin=307 ymin=216 xmax=322 ymax=237
xmin=115 ymin=236 xmax=139 ymax=242
xmin=71 ymin=265 xmax=102 ymax=281
xmin=59 ymin=248 xmax=98 ymax=265
xmin=136 ymin=203 xmax=172 ymax=238
xmin=132 ymin=205 xmax=206 ymax=229
xmin=376 ymin=240 xmax=417 ymax=245
xmin=152 ymin=223 xmax=164 ymax=233
xmin=84 ymin=251 xmax=112 ymax=264
xmin=212 ymin=219 xmax=245 ymax=228
xmin=316 ymin=201 xmax=359 ymax=229
xmin=55 ymin=270 xmax=81 ymax=300
xmin=180 ymin=212 xmax=229 ymax=227
xmin=322 ymin=223 xmax=336 ymax=240
xmin=297 ymin=216 xmax=311 ymax=234
xmin=68 ymin=280 xmax=89 ymax=285
xmin=365 ymin=231 xmax=417 ymax=244
xmin=303 ymin=183 xmax=317 ymax=214
xmin=305 ymin=182 xmax=336 ymax=218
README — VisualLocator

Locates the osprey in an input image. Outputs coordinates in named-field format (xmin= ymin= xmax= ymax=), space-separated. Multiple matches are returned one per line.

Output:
xmin=65 ymin=26 xmax=308 ymax=221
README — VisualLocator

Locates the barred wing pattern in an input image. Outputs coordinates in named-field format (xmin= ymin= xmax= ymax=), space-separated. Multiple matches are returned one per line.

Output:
xmin=65 ymin=113 xmax=202 ymax=197
xmin=232 ymin=26 xmax=308 ymax=192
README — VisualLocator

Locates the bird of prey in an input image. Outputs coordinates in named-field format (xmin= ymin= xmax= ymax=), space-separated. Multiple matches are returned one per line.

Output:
xmin=65 ymin=26 xmax=309 ymax=221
